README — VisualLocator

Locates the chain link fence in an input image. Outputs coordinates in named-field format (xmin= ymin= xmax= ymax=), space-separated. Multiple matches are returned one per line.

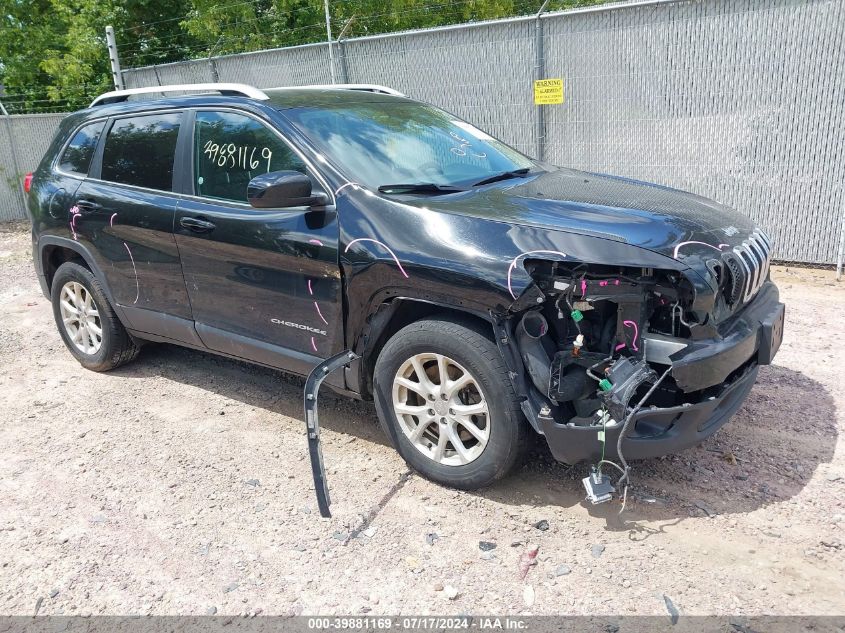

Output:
xmin=0 ymin=113 xmax=66 ymax=222
xmin=1 ymin=0 xmax=844 ymax=266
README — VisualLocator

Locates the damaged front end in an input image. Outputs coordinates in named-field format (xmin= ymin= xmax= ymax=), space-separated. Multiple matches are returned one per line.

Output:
xmin=494 ymin=257 xmax=784 ymax=467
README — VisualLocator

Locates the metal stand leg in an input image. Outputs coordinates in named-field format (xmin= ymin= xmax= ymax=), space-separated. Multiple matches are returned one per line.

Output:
xmin=304 ymin=350 xmax=360 ymax=518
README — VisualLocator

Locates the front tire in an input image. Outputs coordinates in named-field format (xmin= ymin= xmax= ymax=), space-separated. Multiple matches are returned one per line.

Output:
xmin=51 ymin=262 xmax=140 ymax=372
xmin=373 ymin=317 xmax=527 ymax=489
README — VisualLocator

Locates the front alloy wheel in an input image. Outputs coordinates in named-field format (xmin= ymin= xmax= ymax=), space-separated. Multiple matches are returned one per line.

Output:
xmin=374 ymin=317 xmax=527 ymax=490
xmin=392 ymin=353 xmax=490 ymax=466
xmin=59 ymin=281 xmax=103 ymax=354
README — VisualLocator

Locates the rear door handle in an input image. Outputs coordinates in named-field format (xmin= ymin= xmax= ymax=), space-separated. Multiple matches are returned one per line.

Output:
xmin=75 ymin=199 xmax=102 ymax=214
xmin=180 ymin=216 xmax=216 ymax=233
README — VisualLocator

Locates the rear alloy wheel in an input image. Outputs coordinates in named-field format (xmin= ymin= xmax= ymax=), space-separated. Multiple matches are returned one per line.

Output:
xmin=392 ymin=353 xmax=490 ymax=466
xmin=51 ymin=262 xmax=140 ymax=371
xmin=374 ymin=317 xmax=527 ymax=489
xmin=59 ymin=281 xmax=103 ymax=355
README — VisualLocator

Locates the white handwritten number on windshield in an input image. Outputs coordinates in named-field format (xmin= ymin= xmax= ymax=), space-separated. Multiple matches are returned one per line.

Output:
xmin=203 ymin=140 xmax=273 ymax=172
xmin=449 ymin=131 xmax=487 ymax=159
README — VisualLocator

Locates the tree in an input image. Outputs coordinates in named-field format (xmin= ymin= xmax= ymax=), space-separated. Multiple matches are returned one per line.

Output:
xmin=0 ymin=0 xmax=61 ymax=111
xmin=0 ymin=0 xmax=192 ymax=112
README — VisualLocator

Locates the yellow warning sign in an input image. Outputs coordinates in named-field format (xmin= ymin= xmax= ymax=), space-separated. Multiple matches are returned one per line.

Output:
xmin=534 ymin=78 xmax=564 ymax=105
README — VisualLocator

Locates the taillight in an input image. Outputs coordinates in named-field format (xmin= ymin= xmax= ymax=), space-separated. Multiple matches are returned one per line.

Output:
xmin=23 ymin=172 xmax=33 ymax=194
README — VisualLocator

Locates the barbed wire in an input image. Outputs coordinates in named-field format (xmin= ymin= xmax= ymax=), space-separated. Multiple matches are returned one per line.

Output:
xmin=130 ymin=0 xmax=307 ymax=30
xmin=0 ymin=84 xmax=106 ymax=100
xmin=120 ymin=1 xmax=325 ymax=50
xmin=2 ymin=105 xmax=74 ymax=113
xmin=117 ymin=0 xmax=550 ymax=59
xmin=342 ymin=0 xmax=516 ymax=30
xmin=118 ymin=0 xmax=542 ymax=62
xmin=0 ymin=98 xmax=75 ymax=105
xmin=119 ymin=20 xmax=328 ymax=60
xmin=120 ymin=21 xmax=325 ymax=58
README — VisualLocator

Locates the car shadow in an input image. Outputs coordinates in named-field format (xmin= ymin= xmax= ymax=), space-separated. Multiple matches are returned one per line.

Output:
xmin=110 ymin=342 xmax=390 ymax=447
xmin=112 ymin=346 xmax=835 ymax=530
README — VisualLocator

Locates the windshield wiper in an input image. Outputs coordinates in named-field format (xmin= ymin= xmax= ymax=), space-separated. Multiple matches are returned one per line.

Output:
xmin=471 ymin=167 xmax=531 ymax=187
xmin=377 ymin=183 xmax=466 ymax=195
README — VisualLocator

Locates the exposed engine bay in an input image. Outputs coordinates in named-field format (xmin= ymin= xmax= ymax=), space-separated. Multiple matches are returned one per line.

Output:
xmin=512 ymin=261 xmax=698 ymax=422
xmin=497 ymin=259 xmax=779 ymax=509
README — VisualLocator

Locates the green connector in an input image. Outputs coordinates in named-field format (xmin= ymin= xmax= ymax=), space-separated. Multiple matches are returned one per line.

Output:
xmin=570 ymin=309 xmax=584 ymax=322
xmin=598 ymin=378 xmax=613 ymax=392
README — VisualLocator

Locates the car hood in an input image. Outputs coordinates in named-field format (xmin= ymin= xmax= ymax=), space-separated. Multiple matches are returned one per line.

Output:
xmin=397 ymin=167 xmax=757 ymax=260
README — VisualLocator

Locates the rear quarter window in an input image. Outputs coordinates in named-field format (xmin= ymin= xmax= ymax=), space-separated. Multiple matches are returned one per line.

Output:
xmin=58 ymin=121 xmax=106 ymax=175
xmin=100 ymin=113 xmax=182 ymax=191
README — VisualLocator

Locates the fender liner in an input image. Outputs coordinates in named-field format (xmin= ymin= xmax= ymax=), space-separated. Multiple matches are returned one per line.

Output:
xmin=346 ymin=293 xmax=492 ymax=397
xmin=490 ymin=312 xmax=551 ymax=434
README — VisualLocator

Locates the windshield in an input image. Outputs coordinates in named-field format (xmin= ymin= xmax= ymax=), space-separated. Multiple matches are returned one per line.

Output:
xmin=282 ymin=101 xmax=535 ymax=191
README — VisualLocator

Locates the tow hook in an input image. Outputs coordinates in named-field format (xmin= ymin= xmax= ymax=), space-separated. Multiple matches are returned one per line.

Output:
xmin=304 ymin=350 xmax=360 ymax=518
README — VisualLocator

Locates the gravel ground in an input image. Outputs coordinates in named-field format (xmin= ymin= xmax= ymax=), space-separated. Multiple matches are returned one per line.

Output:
xmin=1 ymin=221 xmax=843 ymax=617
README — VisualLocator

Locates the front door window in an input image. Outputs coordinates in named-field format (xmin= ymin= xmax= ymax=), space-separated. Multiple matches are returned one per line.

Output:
xmin=193 ymin=111 xmax=307 ymax=203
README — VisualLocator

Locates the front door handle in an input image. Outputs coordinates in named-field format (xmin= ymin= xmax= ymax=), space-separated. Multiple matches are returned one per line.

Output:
xmin=180 ymin=216 xmax=216 ymax=233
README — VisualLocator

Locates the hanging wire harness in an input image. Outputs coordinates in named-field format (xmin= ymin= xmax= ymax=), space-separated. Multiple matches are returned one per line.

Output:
xmin=587 ymin=366 xmax=673 ymax=513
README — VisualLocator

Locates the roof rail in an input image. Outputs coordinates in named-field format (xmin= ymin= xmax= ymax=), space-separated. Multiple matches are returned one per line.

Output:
xmin=271 ymin=84 xmax=405 ymax=96
xmin=90 ymin=83 xmax=269 ymax=107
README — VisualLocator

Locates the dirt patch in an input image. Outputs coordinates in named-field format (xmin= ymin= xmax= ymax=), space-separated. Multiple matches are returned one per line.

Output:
xmin=1 ymin=224 xmax=843 ymax=616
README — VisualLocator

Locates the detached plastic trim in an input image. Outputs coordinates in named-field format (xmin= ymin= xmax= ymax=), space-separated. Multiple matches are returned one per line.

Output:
xmin=303 ymin=350 xmax=360 ymax=518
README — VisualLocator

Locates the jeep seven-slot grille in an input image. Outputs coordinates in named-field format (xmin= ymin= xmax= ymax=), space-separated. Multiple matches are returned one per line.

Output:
xmin=730 ymin=230 xmax=772 ymax=304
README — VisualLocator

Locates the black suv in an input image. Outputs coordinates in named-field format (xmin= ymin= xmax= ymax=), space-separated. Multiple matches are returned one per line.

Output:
xmin=27 ymin=83 xmax=784 ymax=490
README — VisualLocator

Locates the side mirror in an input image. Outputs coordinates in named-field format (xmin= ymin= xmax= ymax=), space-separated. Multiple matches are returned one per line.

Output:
xmin=247 ymin=171 xmax=328 ymax=209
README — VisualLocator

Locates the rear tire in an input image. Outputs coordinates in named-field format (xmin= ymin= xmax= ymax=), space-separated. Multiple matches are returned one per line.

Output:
xmin=51 ymin=262 xmax=140 ymax=372
xmin=373 ymin=317 xmax=527 ymax=489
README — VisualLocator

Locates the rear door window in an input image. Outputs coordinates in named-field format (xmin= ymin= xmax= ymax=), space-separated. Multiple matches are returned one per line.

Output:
xmin=193 ymin=111 xmax=306 ymax=203
xmin=58 ymin=121 xmax=106 ymax=175
xmin=100 ymin=113 xmax=182 ymax=191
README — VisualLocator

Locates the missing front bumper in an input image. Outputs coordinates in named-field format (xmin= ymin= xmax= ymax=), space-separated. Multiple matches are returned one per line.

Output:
xmin=540 ymin=364 xmax=759 ymax=465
